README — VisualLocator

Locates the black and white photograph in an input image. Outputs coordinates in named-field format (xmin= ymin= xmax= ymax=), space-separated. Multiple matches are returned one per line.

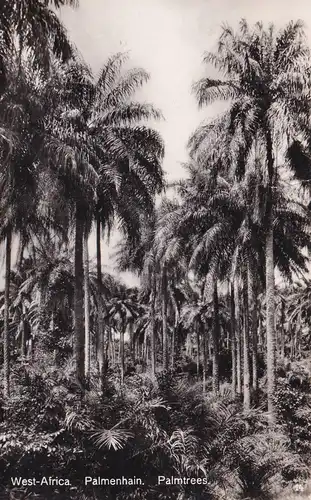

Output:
xmin=2 ymin=0 xmax=311 ymax=499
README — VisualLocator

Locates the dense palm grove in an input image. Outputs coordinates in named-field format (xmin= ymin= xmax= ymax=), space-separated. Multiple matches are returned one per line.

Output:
xmin=2 ymin=2 xmax=311 ymax=500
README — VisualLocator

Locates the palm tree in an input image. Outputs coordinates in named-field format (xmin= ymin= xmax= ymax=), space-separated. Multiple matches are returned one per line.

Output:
xmin=234 ymin=277 xmax=242 ymax=396
xmin=242 ymin=266 xmax=250 ymax=409
xmin=105 ymin=290 xmax=142 ymax=384
xmin=84 ymin=232 xmax=91 ymax=379
xmin=174 ymin=135 xmax=310 ymax=406
xmin=158 ymin=170 xmax=236 ymax=393
xmin=0 ymin=0 xmax=77 ymax=76
xmin=193 ymin=19 xmax=311 ymax=419
xmin=0 ymin=56 xmax=57 ymax=396
xmin=91 ymin=53 xmax=164 ymax=377
xmin=230 ymin=283 xmax=237 ymax=396
xmin=45 ymin=54 xmax=164 ymax=383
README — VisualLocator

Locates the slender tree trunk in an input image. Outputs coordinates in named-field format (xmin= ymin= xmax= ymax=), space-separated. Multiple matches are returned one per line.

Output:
xmin=111 ymin=328 xmax=116 ymax=367
xmin=21 ymin=323 xmax=26 ymax=357
xmin=16 ymin=237 xmax=26 ymax=269
xmin=242 ymin=268 xmax=251 ymax=410
xmin=74 ymin=205 xmax=85 ymax=385
xmin=294 ymin=326 xmax=298 ymax=359
xmin=280 ymin=300 xmax=285 ymax=361
xmin=162 ymin=266 xmax=169 ymax=371
xmin=143 ymin=331 xmax=148 ymax=367
xmin=290 ymin=323 xmax=295 ymax=360
xmin=258 ymin=314 xmax=263 ymax=352
xmin=248 ymin=265 xmax=258 ymax=396
xmin=21 ymin=304 xmax=26 ymax=358
xmin=196 ymin=323 xmax=200 ymax=379
xmin=234 ymin=278 xmax=242 ymax=395
xmin=50 ymin=313 xmax=57 ymax=364
xmin=208 ymin=330 xmax=212 ymax=360
xmin=150 ymin=269 xmax=156 ymax=379
xmin=202 ymin=325 xmax=207 ymax=395
xmin=84 ymin=233 xmax=91 ymax=379
xmin=120 ymin=325 xmax=125 ymax=384
xmin=28 ymin=337 xmax=33 ymax=361
xmin=3 ymin=229 xmax=11 ymax=398
xmin=129 ymin=322 xmax=135 ymax=364
xmin=171 ymin=326 xmax=175 ymax=370
xmin=96 ymin=216 xmax=105 ymax=378
xmin=107 ymin=326 xmax=113 ymax=364
xmin=212 ymin=280 xmax=220 ymax=394
xmin=230 ymin=284 xmax=237 ymax=397
xmin=266 ymin=129 xmax=276 ymax=423
xmin=266 ymin=223 xmax=276 ymax=421
xmin=297 ymin=310 xmax=302 ymax=358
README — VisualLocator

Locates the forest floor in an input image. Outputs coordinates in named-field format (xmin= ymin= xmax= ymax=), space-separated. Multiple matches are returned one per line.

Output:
xmin=274 ymin=481 xmax=311 ymax=500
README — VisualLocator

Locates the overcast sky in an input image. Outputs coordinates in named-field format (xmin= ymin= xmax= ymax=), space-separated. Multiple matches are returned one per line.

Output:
xmin=3 ymin=0 xmax=311 ymax=285
xmin=59 ymin=0 xmax=311 ymax=181
xmin=58 ymin=0 xmax=311 ymax=283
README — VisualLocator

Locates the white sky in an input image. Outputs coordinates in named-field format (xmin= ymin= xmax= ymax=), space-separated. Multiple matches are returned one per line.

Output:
xmin=3 ymin=0 xmax=311 ymax=286
xmin=59 ymin=0 xmax=311 ymax=284
xmin=59 ymin=0 xmax=311 ymax=181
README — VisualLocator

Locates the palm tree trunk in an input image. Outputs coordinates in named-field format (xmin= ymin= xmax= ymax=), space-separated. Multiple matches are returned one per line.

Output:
xmin=280 ymin=300 xmax=285 ymax=361
xmin=290 ymin=323 xmax=295 ymax=359
xmin=196 ymin=323 xmax=200 ymax=379
xmin=16 ymin=236 xmax=26 ymax=269
xmin=50 ymin=313 xmax=57 ymax=363
xmin=171 ymin=327 xmax=175 ymax=369
xmin=202 ymin=325 xmax=207 ymax=395
xmin=169 ymin=286 xmax=178 ymax=370
xmin=248 ymin=266 xmax=258 ymax=396
xmin=21 ymin=304 xmax=26 ymax=358
xmin=230 ymin=284 xmax=237 ymax=397
xmin=21 ymin=322 xmax=26 ymax=357
xmin=129 ymin=322 xmax=135 ymax=364
xmin=266 ymin=223 xmax=276 ymax=422
xmin=297 ymin=310 xmax=302 ymax=358
xmin=111 ymin=328 xmax=116 ymax=367
xmin=242 ymin=268 xmax=250 ymax=410
xmin=74 ymin=205 xmax=85 ymax=385
xmin=96 ymin=216 xmax=105 ymax=378
xmin=234 ymin=278 xmax=242 ymax=395
xmin=162 ymin=266 xmax=169 ymax=371
xmin=258 ymin=314 xmax=263 ymax=352
xmin=107 ymin=326 xmax=113 ymax=364
xmin=212 ymin=280 xmax=220 ymax=394
xmin=266 ymin=128 xmax=276 ymax=423
xmin=150 ymin=269 xmax=156 ymax=379
xmin=3 ymin=228 xmax=12 ymax=398
xmin=143 ymin=331 xmax=148 ymax=367
xmin=120 ymin=326 xmax=125 ymax=384
xmin=208 ymin=330 xmax=212 ymax=360
xmin=84 ymin=232 xmax=91 ymax=379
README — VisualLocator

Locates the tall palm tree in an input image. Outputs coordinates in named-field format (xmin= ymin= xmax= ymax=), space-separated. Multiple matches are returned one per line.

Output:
xmin=84 ymin=232 xmax=91 ymax=379
xmin=105 ymin=290 xmax=142 ymax=384
xmin=114 ymin=212 xmax=158 ymax=379
xmin=90 ymin=53 xmax=164 ymax=377
xmin=0 ymin=0 xmax=77 ymax=76
xmin=174 ymin=136 xmax=310 ymax=406
xmin=0 ymin=56 xmax=57 ymax=396
xmin=193 ymin=19 xmax=311 ymax=419
xmin=45 ymin=54 xmax=164 ymax=383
